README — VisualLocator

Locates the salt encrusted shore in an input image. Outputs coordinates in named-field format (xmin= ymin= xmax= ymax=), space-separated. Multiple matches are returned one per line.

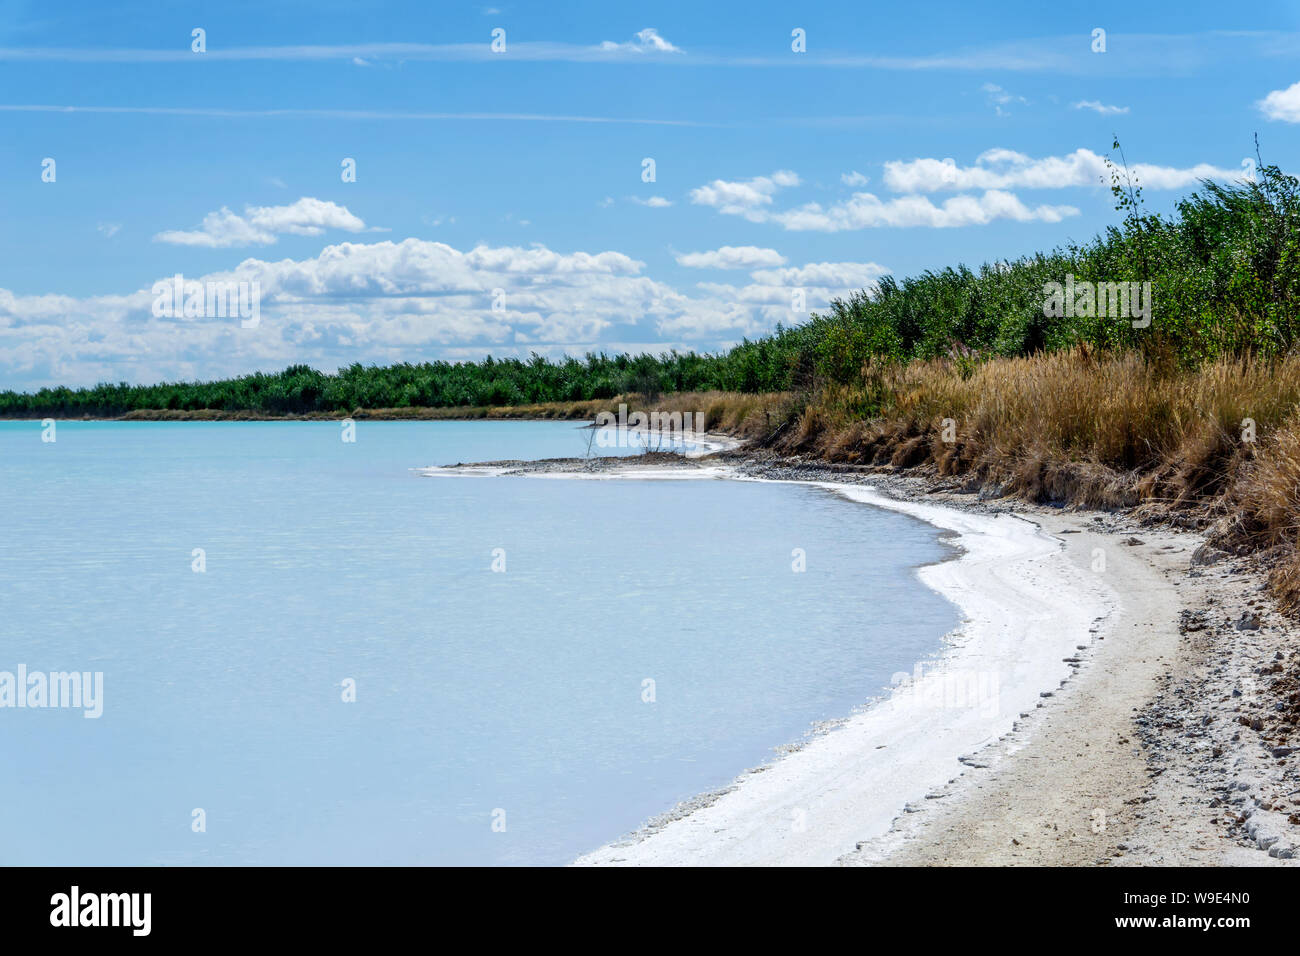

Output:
xmin=421 ymin=451 xmax=1300 ymax=866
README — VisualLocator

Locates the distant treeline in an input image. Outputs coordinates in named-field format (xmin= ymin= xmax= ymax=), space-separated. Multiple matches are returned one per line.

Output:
xmin=4 ymin=143 xmax=1297 ymax=418
xmin=0 ymin=353 xmax=747 ymax=418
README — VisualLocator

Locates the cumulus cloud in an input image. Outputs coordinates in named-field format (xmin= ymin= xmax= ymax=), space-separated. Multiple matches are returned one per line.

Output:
xmin=1259 ymin=81 xmax=1300 ymax=122
xmin=1 ymin=238 xmax=882 ymax=388
xmin=882 ymin=148 xmax=1244 ymax=193
xmin=599 ymin=28 xmax=682 ymax=55
xmin=691 ymin=164 xmax=1082 ymax=231
xmin=748 ymin=261 xmax=890 ymax=288
xmin=675 ymin=246 xmax=787 ymax=269
xmin=841 ymin=171 xmax=869 ymax=186
xmin=1072 ymin=100 xmax=1130 ymax=115
xmin=629 ymin=196 xmax=673 ymax=207
xmin=688 ymin=170 xmax=801 ymax=221
xmin=769 ymin=190 xmax=1078 ymax=231
xmin=673 ymin=259 xmax=890 ymax=333
xmin=154 ymin=197 xmax=368 ymax=247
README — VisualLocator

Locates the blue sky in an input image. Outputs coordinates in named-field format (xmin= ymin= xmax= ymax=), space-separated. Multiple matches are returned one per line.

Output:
xmin=3 ymin=0 xmax=1300 ymax=388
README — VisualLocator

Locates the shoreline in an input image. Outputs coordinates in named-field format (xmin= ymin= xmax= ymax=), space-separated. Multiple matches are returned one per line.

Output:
xmin=0 ymin=412 xmax=610 ymax=423
xmin=577 ymin=475 xmax=1107 ymax=866
xmin=423 ymin=451 xmax=1300 ymax=866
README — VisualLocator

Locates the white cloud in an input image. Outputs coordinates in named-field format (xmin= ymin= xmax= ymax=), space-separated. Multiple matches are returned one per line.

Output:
xmin=675 ymin=246 xmax=787 ymax=269
xmin=599 ymin=28 xmax=682 ymax=55
xmin=982 ymin=82 xmax=1028 ymax=115
xmin=678 ymin=259 xmax=891 ymax=332
xmin=4 ymin=238 xmax=865 ymax=387
xmin=1072 ymin=99 xmax=1130 ymax=115
xmin=769 ymin=190 xmax=1078 ymax=231
xmin=1259 ymin=81 xmax=1300 ymax=122
xmin=691 ymin=168 xmax=1075 ymax=230
xmin=841 ymin=171 xmax=869 ymax=186
xmin=688 ymin=170 xmax=801 ymax=221
xmin=97 ymin=222 xmax=121 ymax=239
xmin=882 ymin=148 xmax=1244 ymax=193
xmin=748 ymin=261 xmax=890 ymax=288
xmin=629 ymin=196 xmax=673 ymax=207
xmin=154 ymin=197 xmax=368 ymax=247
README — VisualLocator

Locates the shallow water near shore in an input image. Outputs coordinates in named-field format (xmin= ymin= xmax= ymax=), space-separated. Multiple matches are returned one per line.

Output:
xmin=0 ymin=420 xmax=959 ymax=865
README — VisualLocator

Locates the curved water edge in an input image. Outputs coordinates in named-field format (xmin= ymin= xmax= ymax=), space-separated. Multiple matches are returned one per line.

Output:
xmin=582 ymin=474 xmax=1114 ymax=865
xmin=420 ymin=462 xmax=1114 ymax=866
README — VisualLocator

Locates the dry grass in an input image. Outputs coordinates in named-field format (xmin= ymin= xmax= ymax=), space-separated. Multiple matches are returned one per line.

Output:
xmin=376 ymin=390 xmax=797 ymax=439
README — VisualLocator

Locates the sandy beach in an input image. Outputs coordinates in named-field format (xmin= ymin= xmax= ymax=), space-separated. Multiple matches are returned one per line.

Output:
xmin=424 ymin=451 xmax=1300 ymax=867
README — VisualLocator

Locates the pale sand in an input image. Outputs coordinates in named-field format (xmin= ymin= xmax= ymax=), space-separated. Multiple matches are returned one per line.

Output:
xmin=848 ymin=480 xmax=1298 ymax=868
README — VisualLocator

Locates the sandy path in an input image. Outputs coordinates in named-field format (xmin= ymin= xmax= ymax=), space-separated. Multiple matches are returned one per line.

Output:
xmin=848 ymin=510 xmax=1188 ymax=865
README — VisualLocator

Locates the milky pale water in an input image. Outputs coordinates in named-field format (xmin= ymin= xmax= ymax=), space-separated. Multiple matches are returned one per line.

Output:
xmin=0 ymin=420 xmax=959 ymax=865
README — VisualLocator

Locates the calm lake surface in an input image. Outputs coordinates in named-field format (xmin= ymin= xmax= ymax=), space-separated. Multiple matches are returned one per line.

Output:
xmin=0 ymin=420 xmax=959 ymax=865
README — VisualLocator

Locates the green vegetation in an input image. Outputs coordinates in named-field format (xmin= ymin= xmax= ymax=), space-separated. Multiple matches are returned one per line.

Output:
xmin=0 ymin=353 xmax=733 ymax=418
xmin=2 ymin=141 xmax=1296 ymax=420
xmin=760 ymin=141 xmax=1300 ymax=380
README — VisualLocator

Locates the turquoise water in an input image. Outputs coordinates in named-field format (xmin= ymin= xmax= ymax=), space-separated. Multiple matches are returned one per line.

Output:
xmin=0 ymin=420 xmax=958 ymax=865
